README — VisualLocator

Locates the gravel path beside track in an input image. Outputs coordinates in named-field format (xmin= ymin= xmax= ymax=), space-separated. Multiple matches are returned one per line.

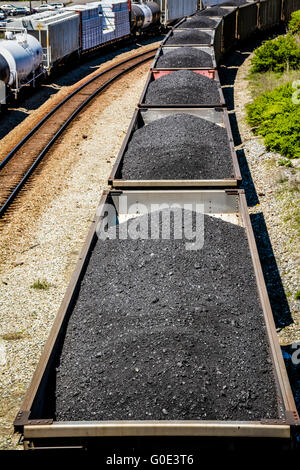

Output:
xmin=0 ymin=49 xmax=153 ymax=449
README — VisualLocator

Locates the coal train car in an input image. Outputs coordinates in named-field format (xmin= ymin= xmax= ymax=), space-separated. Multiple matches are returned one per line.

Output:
xmin=14 ymin=0 xmax=300 ymax=451
xmin=173 ymin=0 xmax=300 ymax=58
xmin=14 ymin=190 xmax=299 ymax=450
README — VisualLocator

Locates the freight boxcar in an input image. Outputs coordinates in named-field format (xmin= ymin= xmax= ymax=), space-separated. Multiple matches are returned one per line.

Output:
xmin=152 ymin=0 xmax=198 ymax=24
xmin=4 ymin=11 xmax=80 ymax=70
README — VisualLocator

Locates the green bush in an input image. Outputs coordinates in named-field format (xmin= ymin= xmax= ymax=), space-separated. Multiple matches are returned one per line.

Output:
xmin=250 ymin=35 xmax=300 ymax=73
xmin=289 ymin=10 xmax=300 ymax=35
xmin=246 ymin=83 xmax=300 ymax=158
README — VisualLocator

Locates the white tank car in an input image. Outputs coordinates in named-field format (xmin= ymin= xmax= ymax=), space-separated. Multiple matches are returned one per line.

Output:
xmin=0 ymin=33 xmax=43 ymax=87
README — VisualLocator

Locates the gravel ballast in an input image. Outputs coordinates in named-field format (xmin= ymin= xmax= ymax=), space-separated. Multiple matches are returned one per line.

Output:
xmin=144 ymin=70 xmax=221 ymax=105
xmin=156 ymin=47 xmax=214 ymax=68
xmin=165 ymin=30 xmax=212 ymax=45
xmin=55 ymin=211 xmax=279 ymax=421
xmin=178 ymin=17 xmax=218 ymax=29
xmin=121 ymin=113 xmax=234 ymax=180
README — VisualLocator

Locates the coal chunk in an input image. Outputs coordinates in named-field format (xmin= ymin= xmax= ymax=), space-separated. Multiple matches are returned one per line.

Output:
xmin=165 ymin=30 xmax=212 ymax=45
xmin=55 ymin=211 xmax=280 ymax=421
xmin=144 ymin=70 xmax=221 ymax=105
xmin=156 ymin=47 xmax=213 ymax=68
xmin=178 ymin=17 xmax=218 ymax=28
xmin=121 ymin=113 xmax=234 ymax=180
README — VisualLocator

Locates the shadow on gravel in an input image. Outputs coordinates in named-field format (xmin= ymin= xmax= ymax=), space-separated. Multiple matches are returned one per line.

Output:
xmin=0 ymin=109 xmax=29 ymax=140
xmin=237 ymin=149 xmax=259 ymax=206
xmin=228 ymin=112 xmax=242 ymax=146
xmin=227 ymin=109 xmax=259 ymax=205
xmin=219 ymin=45 xmax=258 ymax=207
xmin=219 ymin=49 xmax=251 ymax=111
xmin=282 ymin=345 xmax=300 ymax=416
xmin=250 ymin=213 xmax=293 ymax=329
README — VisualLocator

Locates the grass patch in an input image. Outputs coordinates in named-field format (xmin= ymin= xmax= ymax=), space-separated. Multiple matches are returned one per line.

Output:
xmin=30 ymin=280 xmax=51 ymax=291
xmin=278 ymin=158 xmax=293 ymax=167
xmin=263 ymin=158 xmax=277 ymax=170
xmin=245 ymin=21 xmax=300 ymax=160
xmin=295 ymin=290 xmax=300 ymax=300
xmin=248 ymin=70 xmax=300 ymax=100
xmin=2 ymin=331 xmax=25 ymax=341
xmin=276 ymin=182 xmax=300 ymax=234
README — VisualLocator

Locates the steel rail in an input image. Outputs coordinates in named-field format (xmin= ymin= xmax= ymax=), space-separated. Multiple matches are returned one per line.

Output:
xmin=0 ymin=48 xmax=157 ymax=218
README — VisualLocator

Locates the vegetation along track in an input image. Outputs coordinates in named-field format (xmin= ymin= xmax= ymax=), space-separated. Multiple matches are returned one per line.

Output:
xmin=0 ymin=48 xmax=157 ymax=218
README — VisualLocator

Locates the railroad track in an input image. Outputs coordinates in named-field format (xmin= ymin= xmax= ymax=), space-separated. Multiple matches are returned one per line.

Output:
xmin=0 ymin=48 xmax=157 ymax=218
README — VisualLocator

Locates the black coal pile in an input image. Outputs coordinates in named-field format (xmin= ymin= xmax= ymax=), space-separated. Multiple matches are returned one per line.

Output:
xmin=156 ymin=47 xmax=213 ymax=68
xmin=178 ymin=17 xmax=218 ymax=28
xmin=144 ymin=70 xmax=221 ymax=105
xmin=55 ymin=210 xmax=279 ymax=421
xmin=215 ymin=0 xmax=248 ymax=5
xmin=165 ymin=30 xmax=212 ymax=45
xmin=121 ymin=113 xmax=233 ymax=180
xmin=196 ymin=7 xmax=233 ymax=16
